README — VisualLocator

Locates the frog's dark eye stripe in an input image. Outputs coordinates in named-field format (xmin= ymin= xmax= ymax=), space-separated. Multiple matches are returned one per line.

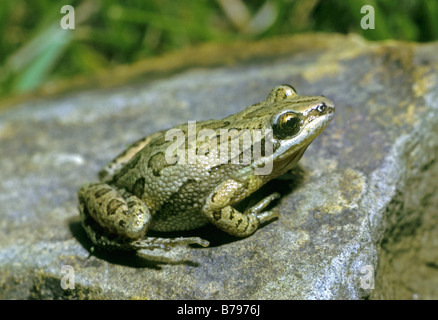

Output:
xmin=272 ymin=112 xmax=301 ymax=139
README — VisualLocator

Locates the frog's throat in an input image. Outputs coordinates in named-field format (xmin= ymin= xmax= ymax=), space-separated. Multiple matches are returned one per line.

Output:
xmin=249 ymin=138 xmax=310 ymax=178
xmin=272 ymin=143 xmax=309 ymax=174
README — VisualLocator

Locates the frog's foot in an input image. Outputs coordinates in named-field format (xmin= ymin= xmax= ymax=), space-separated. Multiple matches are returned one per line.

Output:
xmin=246 ymin=192 xmax=281 ymax=222
xmin=213 ymin=193 xmax=280 ymax=237
xmin=130 ymin=236 xmax=210 ymax=251
xmin=203 ymin=179 xmax=280 ymax=237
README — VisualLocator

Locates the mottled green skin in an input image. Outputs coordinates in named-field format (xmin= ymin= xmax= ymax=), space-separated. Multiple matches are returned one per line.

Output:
xmin=78 ymin=85 xmax=334 ymax=251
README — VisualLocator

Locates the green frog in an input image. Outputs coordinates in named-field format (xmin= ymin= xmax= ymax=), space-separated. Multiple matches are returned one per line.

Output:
xmin=78 ymin=85 xmax=334 ymax=251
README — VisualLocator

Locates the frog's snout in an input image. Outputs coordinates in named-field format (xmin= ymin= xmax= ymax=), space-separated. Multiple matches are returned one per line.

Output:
xmin=317 ymin=99 xmax=335 ymax=115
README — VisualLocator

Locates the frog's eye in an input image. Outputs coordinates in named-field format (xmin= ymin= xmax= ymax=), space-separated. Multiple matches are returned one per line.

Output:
xmin=269 ymin=84 xmax=297 ymax=102
xmin=273 ymin=112 xmax=301 ymax=138
xmin=281 ymin=84 xmax=297 ymax=97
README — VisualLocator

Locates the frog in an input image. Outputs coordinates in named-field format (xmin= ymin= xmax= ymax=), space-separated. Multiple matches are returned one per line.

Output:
xmin=78 ymin=85 xmax=334 ymax=252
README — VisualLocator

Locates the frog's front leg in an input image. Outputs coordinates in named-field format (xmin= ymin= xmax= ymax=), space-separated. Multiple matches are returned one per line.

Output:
xmin=202 ymin=179 xmax=280 ymax=237
xmin=78 ymin=183 xmax=209 ymax=251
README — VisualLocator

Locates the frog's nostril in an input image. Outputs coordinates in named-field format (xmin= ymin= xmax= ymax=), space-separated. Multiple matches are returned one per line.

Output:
xmin=317 ymin=103 xmax=327 ymax=113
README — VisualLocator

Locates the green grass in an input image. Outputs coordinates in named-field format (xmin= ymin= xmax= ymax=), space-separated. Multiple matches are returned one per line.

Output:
xmin=0 ymin=0 xmax=436 ymax=99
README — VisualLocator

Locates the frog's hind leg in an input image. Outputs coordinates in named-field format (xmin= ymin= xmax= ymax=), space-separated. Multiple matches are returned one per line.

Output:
xmin=78 ymin=182 xmax=209 ymax=251
xmin=81 ymin=213 xmax=208 ymax=251
xmin=78 ymin=182 xmax=151 ymax=250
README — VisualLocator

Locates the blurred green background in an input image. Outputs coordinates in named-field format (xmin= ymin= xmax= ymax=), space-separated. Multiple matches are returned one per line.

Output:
xmin=0 ymin=0 xmax=437 ymax=99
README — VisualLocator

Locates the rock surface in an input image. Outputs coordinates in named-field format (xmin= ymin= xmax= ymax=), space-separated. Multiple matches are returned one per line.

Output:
xmin=0 ymin=34 xmax=437 ymax=299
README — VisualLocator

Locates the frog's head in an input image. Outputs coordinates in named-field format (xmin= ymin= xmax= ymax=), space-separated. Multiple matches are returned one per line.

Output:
xmin=259 ymin=84 xmax=335 ymax=175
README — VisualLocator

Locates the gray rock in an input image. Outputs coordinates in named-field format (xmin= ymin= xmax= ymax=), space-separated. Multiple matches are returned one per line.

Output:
xmin=1 ymin=34 xmax=437 ymax=299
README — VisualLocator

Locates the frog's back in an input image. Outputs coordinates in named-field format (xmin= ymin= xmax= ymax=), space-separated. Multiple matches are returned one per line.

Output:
xmin=105 ymin=104 xmax=286 ymax=232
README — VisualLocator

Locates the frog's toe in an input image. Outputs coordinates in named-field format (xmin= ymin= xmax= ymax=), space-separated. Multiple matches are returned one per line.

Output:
xmin=246 ymin=192 xmax=281 ymax=223
xmin=130 ymin=236 xmax=210 ymax=251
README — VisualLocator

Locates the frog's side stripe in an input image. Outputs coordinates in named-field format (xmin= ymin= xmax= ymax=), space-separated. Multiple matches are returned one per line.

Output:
xmin=199 ymin=120 xmax=231 ymax=130
xmin=148 ymin=151 xmax=171 ymax=177
xmin=105 ymin=152 xmax=142 ymax=183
